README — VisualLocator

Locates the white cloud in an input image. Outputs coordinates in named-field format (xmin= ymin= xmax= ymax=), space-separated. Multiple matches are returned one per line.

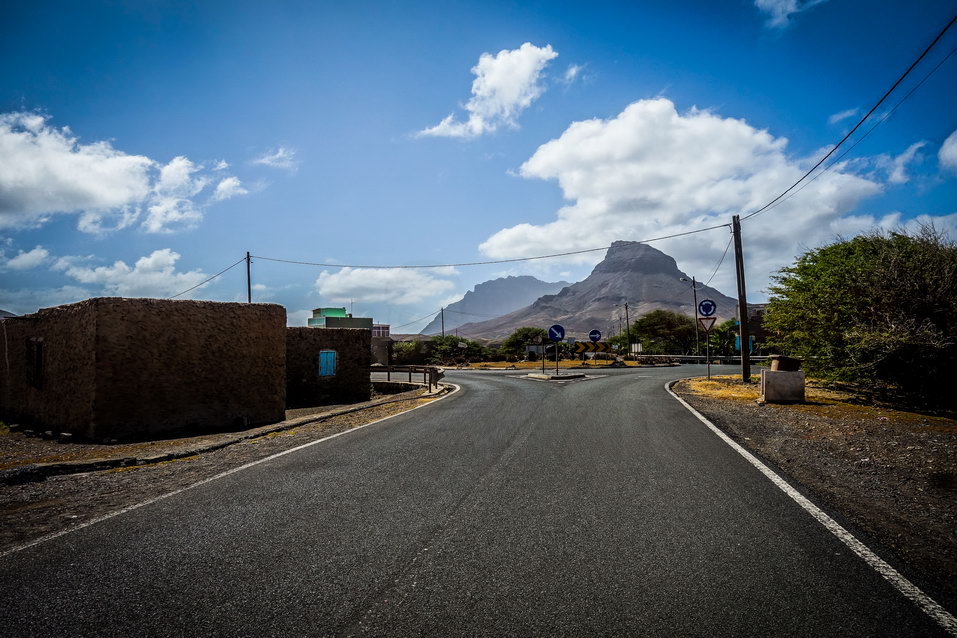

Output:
xmin=62 ymin=248 xmax=210 ymax=298
xmin=940 ymin=129 xmax=957 ymax=174
xmin=418 ymin=43 xmax=559 ymax=139
xmin=563 ymin=64 xmax=583 ymax=85
xmin=754 ymin=0 xmax=828 ymax=28
xmin=0 ymin=112 xmax=245 ymax=233
xmin=887 ymin=141 xmax=926 ymax=184
xmin=4 ymin=245 xmax=49 ymax=270
xmin=211 ymin=176 xmax=248 ymax=202
xmin=479 ymin=97 xmax=908 ymax=299
xmin=316 ymin=267 xmax=456 ymax=304
xmin=253 ymin=146 xmax=297 ymax=171
xmin=828 ymin=108 xmax=858 ymax=125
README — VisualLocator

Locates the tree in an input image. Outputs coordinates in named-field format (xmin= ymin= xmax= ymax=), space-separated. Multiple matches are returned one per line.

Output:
xmin=765 ymin=227 xmax=957 ymax=404
xmin=428 ymin=335 xmax=490 ymax=364
xmin=501 ymin=326 xmax=548 ymax=356
xmin=632 ymin=310 xmax=696 ymax=354
xmin=707 ymin=319 xmax=738 ymax=356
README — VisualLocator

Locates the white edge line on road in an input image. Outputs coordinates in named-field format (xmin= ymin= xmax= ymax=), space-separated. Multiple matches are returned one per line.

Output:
xmin=665 ymin=379 xmax=957 ymax=636
xmin=1 ymin=383 xmax=462 ymax=560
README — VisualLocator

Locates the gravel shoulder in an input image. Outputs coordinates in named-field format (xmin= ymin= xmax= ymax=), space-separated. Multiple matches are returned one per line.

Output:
xmin=673 ymin=376 xmax=957 ymax=604
xmin=0 ymin=387 xmax=445 ymax=553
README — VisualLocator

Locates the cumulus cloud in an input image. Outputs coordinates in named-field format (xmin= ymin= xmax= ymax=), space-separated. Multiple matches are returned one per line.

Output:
xmin=0 ymin=112 xmax=245 ymax=233
xmin=3 ymin=245 xmax=50 ymax=270
xmin=418 ymin=43 xmax=558 ymax=139
xmin=479 ymin=97 xmax=906 ymax=299
xmin=0 ymin=285 xmax=90 ymax=315
xmin=211 ymin=176 xmax=248 ymax=202
xmin=828 ymin=108 xmax=858 ymax=125
xmin=940 ymin=129 xmax=957 ymax=174
xmin=61 ymin=248 xmax=210 ymax=297
xmin=253 ymin=146 xmax=297 ymax=171
xmin=754 ymin=0 xmax=828 ymax=28
xmin=316 ymin=267 xmax=456 ymax=304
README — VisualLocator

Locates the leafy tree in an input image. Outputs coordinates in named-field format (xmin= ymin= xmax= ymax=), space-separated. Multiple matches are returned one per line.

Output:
xmin=428 ymin=335 xmax=490 ymax=364
xmin=632 ymin=310 xmax=696 ymax=354
xmin=501 ymin=326 xmax=548 ymax=355
xmin=765 ymin=227 xmax=957 ymax=404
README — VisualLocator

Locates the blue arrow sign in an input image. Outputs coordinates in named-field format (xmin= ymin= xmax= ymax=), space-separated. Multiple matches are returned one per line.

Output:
xmin=698 ymin=299 xmax=717 ymax=317
xmin=589 ymin=329 xmax=602 ymax=343
xmin=548 ymin=324 xmax=565 ymax=342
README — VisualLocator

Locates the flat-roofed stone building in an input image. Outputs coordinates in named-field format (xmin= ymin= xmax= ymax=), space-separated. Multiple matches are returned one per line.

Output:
xmin=0 ymin=298 xmax=287 ymax=439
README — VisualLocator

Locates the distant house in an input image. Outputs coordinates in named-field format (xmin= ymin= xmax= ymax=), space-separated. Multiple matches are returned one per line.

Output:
xmin=308 ymin=307 xmax=373 ymax=330
xmin=372 ymin=324 xmax=390 ymax=337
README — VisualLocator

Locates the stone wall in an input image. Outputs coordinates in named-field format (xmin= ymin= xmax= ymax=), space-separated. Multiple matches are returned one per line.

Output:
xmin=286 ymin=328 xmax=371 ymax=407
xmin=92 ymin=298 xmax=286 ymax=438
xmin=0 ymin=301 xmax=97 ymax=429
xmin=0 ymin=298 xmax=287 ymax=439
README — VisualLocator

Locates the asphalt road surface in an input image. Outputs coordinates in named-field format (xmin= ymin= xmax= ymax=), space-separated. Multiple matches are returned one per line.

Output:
xmin=1 ymin=367 xmax=951 ymax=636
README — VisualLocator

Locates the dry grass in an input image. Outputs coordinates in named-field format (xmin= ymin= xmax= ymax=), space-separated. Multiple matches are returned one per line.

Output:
xmin=684 ymin=375 xmax=957 ymax=434
xmin=467 ymin=360 xmax=639 ymax=369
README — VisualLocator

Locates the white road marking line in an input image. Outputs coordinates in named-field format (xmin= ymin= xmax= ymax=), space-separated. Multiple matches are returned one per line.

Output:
xmin=1 ymin=384 xmax=461 ymax=559
xmin=665 ymin=379 xmax=957 ymax=636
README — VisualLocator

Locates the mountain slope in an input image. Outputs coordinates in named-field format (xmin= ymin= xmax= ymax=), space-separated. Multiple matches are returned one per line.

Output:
xmin=456 ymin=241 xmax=737 ymax=339
xmin=420 ymin=275 xmax=570 ymax=335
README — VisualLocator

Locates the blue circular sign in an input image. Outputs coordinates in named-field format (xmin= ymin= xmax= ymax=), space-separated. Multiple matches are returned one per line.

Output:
xmin=548 ymin=324 xmax=565 ymax=342
xmin=589 ymin=329 xmax=602 ymax=343
xmin=698 ymin=299 xmax=717 ymax=317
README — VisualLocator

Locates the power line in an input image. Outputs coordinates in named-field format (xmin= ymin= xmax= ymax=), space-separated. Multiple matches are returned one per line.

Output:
xmin=745 ymin=42 xmax=957 ymax=222
xmin=705 ymin=234 xmax=734 ymax=286
xmin=168 ymin=257 xmax=247 ymax=299
xmin=251 ymin=223 xmax=730 ymax=270
xmin=392 ymin=309 xmax=441 ymax=330
xmin=742 ymin=11 xmax=957 ymax=222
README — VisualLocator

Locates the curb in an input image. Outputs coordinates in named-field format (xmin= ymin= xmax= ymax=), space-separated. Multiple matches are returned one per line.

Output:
xmin=0 ymin=384 xmax=452 ymax=486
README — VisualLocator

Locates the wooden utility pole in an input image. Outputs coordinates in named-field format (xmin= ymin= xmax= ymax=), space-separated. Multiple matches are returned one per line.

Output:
xmin=440 ymin=308 xmax=445 ymax=337
xmin=246 ymin=252 xmax=252 ymax=303
xmin=731 ymin=215 xmax=751 ymax=382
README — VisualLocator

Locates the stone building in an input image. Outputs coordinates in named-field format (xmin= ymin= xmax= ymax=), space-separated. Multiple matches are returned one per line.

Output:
xmin=286 ymin=327 xmax=371 ymax=407
xmin=0 ymin=298 xmax=287 ymax=440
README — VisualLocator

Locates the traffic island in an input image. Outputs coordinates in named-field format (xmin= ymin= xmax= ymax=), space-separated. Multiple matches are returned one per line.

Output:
xmin=525 ymin=373 xmax=587 ymax=381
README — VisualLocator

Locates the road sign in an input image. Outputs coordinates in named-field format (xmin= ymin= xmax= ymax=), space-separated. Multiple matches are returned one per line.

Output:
xmin=574 ymin=341 xmax=611 ymax=354
xmin=548 ymin=324 xmax=565 ymax=342
xmin=698 ymin=316 xmax=717 ymax=332
xmin=698 ymin=299 xmax=717 ymax=317
xmin=589 ymin=329 xmax=602 ymax=342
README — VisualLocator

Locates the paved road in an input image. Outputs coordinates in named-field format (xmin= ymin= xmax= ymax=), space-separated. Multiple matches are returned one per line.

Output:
xmin=0 ymin=367 xmax=950 ymax=636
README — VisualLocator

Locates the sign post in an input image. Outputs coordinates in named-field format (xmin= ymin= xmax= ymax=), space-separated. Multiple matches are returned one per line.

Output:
xmin=549 ymin=324 xmax=565 ymax=375
xmin=697 ymin=314 xmax=717 ymax=379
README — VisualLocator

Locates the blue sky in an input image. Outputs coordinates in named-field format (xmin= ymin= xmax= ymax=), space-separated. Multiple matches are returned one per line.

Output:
xmin=2 ymin=0 xmax=956 ymax=331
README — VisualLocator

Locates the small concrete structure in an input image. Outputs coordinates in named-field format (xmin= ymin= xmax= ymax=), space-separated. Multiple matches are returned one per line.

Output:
xmin=527 ymin=373 xmax=586 ymax=381
xmin=760 ymin=369 xmax=805 ymax=403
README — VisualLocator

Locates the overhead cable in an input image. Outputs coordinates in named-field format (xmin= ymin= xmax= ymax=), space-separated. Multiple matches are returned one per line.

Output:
xmin=168 ymin=257 xmax=247 ymax=299
xmin=742 ymin=12 xmax=957 ymax=222
xmin=251 ymin=223 xmax=730 ymax=270
xmin=746 ymin=43 xmax=957 ymax=222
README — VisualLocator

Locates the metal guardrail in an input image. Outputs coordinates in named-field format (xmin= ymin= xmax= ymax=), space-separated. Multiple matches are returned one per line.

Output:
xmin=369 ymin=366 xmax=444 ymax=390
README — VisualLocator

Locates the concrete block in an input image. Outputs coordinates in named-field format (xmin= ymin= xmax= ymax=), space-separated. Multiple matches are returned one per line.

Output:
xmin=761 ymin=369 xmax=805 ymax=403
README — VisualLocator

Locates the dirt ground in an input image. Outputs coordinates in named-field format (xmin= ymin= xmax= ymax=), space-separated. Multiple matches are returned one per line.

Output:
xmin=673 ymin=376 xmax=957 ymax=604
xmin=0 ymin=389 xmax=440 ymax=553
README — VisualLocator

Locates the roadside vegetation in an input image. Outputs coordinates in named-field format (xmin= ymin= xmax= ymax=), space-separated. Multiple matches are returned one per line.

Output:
xmin=765 ymin=226 xmax=957 ymax=409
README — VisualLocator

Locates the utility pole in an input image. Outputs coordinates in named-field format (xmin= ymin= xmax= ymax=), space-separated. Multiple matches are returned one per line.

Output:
xmin=245 ymin=252 xmax=252 ymax=303
xmin=732 ymin=215 xmax=751 ymax=382
xmin=440 ymin=308 xmax=445 ymax=337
